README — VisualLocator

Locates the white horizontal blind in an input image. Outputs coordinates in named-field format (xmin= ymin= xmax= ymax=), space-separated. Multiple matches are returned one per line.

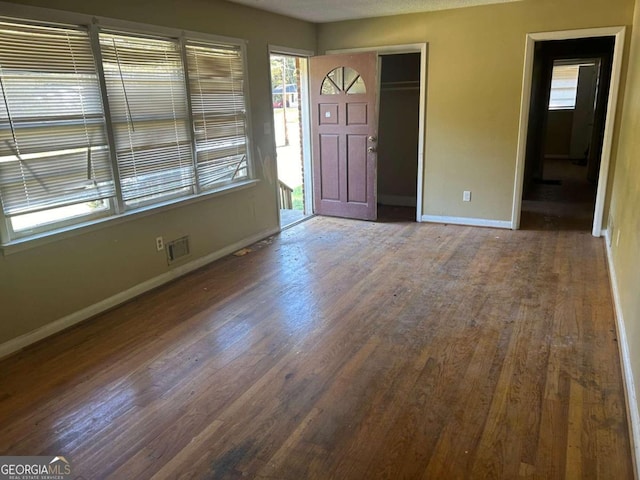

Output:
xmin=186 ymin=43 xmax=248 ymax=189
xmin=549 ymin=65 xmax=580 ymax=110
xmin=0 ymin=20 xmax=114 ymax=217
xmin=100 ymin=32 xmax=195 ymax=207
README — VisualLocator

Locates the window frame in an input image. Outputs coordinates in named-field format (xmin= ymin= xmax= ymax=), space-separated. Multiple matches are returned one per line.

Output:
xmin=0 ymin=6 xmax=255 ymax=248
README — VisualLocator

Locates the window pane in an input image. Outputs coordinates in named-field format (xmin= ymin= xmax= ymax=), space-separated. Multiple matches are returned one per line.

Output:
xmin=186 ymin=42 xmax=249 ymax=189
xmin=320 ymin=67 xmax=366 ymax=95
xmin=346 ymin=76 xmax=366 ymax=94
xmin=344 ymin=67 xmax=369 ymax=95
xmin=100 ymin=32 xmax=195 ymax=207
xmin=321 ymin=77 xmax=339 ymax=95
xmin=549 ymin=64 xmax=580 ymax=110
xmin=10 ymin=199 xmax=110 ymax=232
xmin=0 ymin=21 xmax=114 ymax=225
xmin=331 ymin=67 xmax=346 ymax=90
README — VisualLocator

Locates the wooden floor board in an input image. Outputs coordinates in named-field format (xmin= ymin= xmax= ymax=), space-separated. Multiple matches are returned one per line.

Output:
xmin=0 ymin=216 xmax=633 ymax=479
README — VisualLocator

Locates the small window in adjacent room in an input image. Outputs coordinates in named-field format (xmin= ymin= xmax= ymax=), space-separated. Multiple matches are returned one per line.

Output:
xmin=548 ymin=64 xmax=580 ymax=110
xmin=548 ymin=60 xmax=597 ymax=110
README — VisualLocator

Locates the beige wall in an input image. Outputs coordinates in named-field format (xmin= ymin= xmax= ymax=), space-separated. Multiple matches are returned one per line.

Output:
xmin=318 ymin=0 xmax=635 ymax=220
xmin=0 ymin=0 xmax=316 ymax=346
xmin=609 ymin=0 xmax=640 ymax=421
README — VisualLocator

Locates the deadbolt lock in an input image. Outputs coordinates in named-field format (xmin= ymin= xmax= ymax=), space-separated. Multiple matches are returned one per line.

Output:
xmin=367 ymin=146 xmax=376 ymax=153
xmin=368 ymin=135 xmax=377 ymax=142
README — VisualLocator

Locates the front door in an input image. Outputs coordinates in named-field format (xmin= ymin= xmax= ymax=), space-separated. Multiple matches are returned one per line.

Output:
xmin=310 ymin=52 xmax=378 ymax=220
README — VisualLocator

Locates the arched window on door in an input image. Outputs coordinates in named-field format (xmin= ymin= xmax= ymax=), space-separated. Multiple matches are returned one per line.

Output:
xmin=320 ymin=67 xmax=366 ymax=95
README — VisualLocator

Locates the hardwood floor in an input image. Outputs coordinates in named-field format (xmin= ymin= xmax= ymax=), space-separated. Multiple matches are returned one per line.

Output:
xmin=521 ymin=157 xmax=597 ymax=231
xmin=0 ymin=216 xmax=632 ymax=479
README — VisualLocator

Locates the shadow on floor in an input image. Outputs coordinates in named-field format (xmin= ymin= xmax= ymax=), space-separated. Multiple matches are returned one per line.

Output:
xmin=521 ymin=158 xmax=596 ymax=231
xmin=377 ymin=205 xmax=417 ymax=223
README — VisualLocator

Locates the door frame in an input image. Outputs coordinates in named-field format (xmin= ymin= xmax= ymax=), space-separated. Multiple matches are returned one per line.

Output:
xmin=511 ymin=27 xmax=626 ymax=236
xmin=326 ymin=43 xmax=428 ymax=222
xmin=268 ymin=45 xmax=315 ymax=227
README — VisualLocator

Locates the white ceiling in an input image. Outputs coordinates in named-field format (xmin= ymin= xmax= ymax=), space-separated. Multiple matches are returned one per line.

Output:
xmin=225 ymin=0 xmax=522 ymax=23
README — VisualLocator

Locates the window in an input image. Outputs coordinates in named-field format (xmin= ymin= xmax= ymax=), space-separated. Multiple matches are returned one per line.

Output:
xmin=0 ymin=21 xmax=114 ymax=237
xmin=100 ymin=32 xmax=195 ymax=207
xmin=0 ymin=16 xmax=252 ymax=244
xmin=320 ymin=67 xmax=366 ymax=95
xmin=186 ymin=42 xmax=249 ymax=189
xmin=548 ymin=64 xmax=580 ymax=110
xmin=548 ymin=61 xmax=597 ymax=110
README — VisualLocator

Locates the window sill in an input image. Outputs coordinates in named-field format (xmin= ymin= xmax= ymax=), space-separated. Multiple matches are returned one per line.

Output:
xmin=1 ymin=179 xmax=260 ymax=256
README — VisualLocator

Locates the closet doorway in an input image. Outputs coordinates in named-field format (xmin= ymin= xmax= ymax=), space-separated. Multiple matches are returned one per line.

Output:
xmin=377 ymin=53 xmax=421 ymax=221
xmin=324 ymin=44 xmax=427 ymax=222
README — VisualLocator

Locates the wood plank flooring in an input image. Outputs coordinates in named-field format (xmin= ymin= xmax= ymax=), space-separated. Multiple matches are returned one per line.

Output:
xmin=0 ymin=216 xmax=632 ymax=479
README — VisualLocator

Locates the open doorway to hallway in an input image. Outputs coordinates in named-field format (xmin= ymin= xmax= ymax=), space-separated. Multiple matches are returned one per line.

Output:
xmin=270 ymin=52 xmax=312 ymax=229
xmin=520 ymin=37 xmax=614 ymax=231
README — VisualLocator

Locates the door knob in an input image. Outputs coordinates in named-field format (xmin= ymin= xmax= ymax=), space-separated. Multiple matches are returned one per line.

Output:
xmin=368 ymin=136 xmax=377 ymax=142
xmin=368 ymin=146 xmax=376 ymax=153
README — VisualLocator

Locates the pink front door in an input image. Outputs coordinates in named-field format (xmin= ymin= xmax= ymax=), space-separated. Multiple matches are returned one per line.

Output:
xmin=310 ymin=52 xmax=378 ymax=221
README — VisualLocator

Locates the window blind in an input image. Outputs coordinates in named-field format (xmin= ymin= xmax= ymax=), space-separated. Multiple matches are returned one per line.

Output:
xmin=99 ymin=32 xmax=195 ymax=207
xmin=0 ymin=20 xmax=114 ymax=217
xmin=549 ymin=65 xmax=580 ymax=110
xmin=186 ymin=43 xmax=248 ymax=189
xmin=0 ymin=15 xmax=254 ymax=244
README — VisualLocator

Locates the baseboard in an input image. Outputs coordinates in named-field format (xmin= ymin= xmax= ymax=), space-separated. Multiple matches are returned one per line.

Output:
xmin=378 ymin=195 xmax=417 ymax=207
xmin=604 ymin=229 xmax=640 ymax=479
xmin=0 ymin=226 xmax=280 ymax=360
xmin=421 ymin=214 xmax=512 ymax=230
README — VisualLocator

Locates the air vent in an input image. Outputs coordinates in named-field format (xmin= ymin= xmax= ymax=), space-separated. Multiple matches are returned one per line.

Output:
xmin=166 ymin=236 xmax=190 ymax=264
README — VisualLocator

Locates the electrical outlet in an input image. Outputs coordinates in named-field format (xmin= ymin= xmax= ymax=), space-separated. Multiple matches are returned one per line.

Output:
xmin=156 ymin=236 xmax=164 ymax=251
xmin=463 ymin=191 xmax=471 ymax=202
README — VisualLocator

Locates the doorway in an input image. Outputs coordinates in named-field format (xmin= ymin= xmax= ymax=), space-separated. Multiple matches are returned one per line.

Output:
xmin=269 ymin=50 xmax=313 ymax=229
xmin=521 ymin=37 xmax=614 ymax=231
xmin=377 ymin=53 xmax=421 ymax=221
xmin=512 ymin=27 xmax=626 ymax=236
xmin=318 ymin=44 xmax=428 ymax=222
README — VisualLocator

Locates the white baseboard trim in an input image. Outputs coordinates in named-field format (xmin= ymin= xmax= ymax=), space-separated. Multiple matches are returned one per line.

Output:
xmin=421 ymin=215 xmax=512 ymax=230
xmin=604 ymin=229 xmax=640 ymax=479
xmin=378 ymin=195 xmax=417 ymax=207
xmin=0 ymin=226 xmax=280 ymax=360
